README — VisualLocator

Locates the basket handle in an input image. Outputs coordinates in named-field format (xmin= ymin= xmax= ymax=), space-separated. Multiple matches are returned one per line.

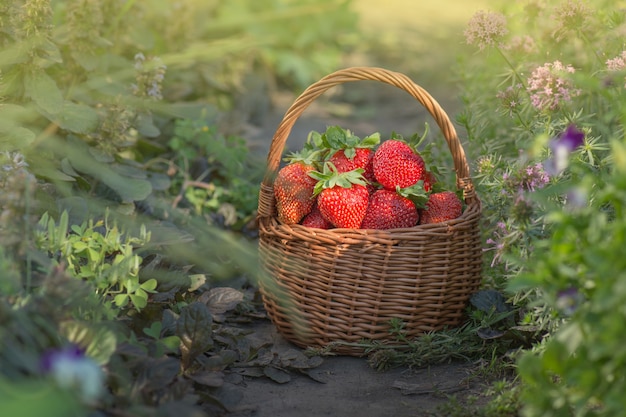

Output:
xmin=258 ymin=67 xmax=476 ymax=218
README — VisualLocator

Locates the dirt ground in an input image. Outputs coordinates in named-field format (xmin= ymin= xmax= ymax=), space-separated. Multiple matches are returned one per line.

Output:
xmin=221 ymin=322 xmax=486 ymax=417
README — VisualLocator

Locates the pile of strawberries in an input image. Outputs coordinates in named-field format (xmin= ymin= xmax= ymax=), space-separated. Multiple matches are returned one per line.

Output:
xmin=273 ymin=126 xmax=463 ymax=230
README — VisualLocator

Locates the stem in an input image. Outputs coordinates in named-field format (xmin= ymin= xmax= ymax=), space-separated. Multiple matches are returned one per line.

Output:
xmin=496 ymin=47 xmax=526 ymax=89
xmin=25 ymin=176 xmax=32 ymax=292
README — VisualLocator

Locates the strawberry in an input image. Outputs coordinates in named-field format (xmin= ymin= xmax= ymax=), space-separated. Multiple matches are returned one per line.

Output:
xmin=419 ymin=191 xmax=463 ymax=224
xmin=273 ymin=152 xmax=319 ymax=225
xmin=372 ymin=139 xmax=425 ymax=190
xmin=422 ymin=170 xmax=437 ymax=192
xmin=310 ymin=163 xmax=369 ymax=229
xmin=360 ymin=188 xmax=419 ymax=230
xmin=300 ymin=201 xmax=333 ymax=229
xmin=329 ymin=147 xmax=376 ymax=182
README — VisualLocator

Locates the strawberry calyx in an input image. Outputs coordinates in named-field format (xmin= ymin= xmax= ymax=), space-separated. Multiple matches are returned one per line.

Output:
xmin=319 ymin=126 xmax=380 ymax=160
xmin=309 ymin=162 xmax=367 ymax=196
xmin=283 ymin=147 xmax=324 ymax=170
xmin=396 ymin=182 xmax=430 ymax=209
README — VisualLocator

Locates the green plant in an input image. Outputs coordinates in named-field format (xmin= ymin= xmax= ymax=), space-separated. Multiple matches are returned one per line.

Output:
xmin=167 ymin=116 xmax=263 ymax=229
xmin=456 ymin=1 xmax=626 ymax=415
xmin=35 ymin=210 xmax=156 ymax=311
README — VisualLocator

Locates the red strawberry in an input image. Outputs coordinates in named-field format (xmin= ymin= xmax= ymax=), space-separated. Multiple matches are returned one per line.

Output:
xmin=318 ymin=184 xmax=369 ymax=228
xmin=329 ymin=148 xmax=376 ymax=182
xmin=300 ymin=201 xmax=333 ymax=229
xmin=360 ymin=189 xmax=419 ymax=230
xmin=419 ymin=191 xmax=463 ymax=224
xmin=422 ymin=170 xmax=437 ymax=192
xmin=373 ymin=140 xmax=425 ymax=190
xmin=274 ymin=160 xmax=317 ymax=225
xmin=310 ymin=164 xmax=369 ymax=229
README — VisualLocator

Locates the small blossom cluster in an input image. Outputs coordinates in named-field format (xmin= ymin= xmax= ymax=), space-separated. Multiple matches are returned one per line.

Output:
xmin=527 ymin=61 xmax=581 ymax=111
xmin=505 ymin=35 xmax=536 ymax=54
xmin=503 ymin=162 xmax=550 ymax=193
xmin=496 ymin=83 xmax=524 ymax=117
xmin=485 ymin=221 xmax=508 ymax=267
xmin=606 ymin=50 xmax=626 ymax=88
xmin=132 ymin=52 xmax=167 ymax=100
xmin=551 ymin=0 xmax=591 ymax=41
xmin=464 ymin=10 xmax=508 ymax=51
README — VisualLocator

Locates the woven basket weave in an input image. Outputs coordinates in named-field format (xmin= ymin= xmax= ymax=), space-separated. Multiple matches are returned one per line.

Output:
xmin=256 ymin=67 xmax=482 ymax=356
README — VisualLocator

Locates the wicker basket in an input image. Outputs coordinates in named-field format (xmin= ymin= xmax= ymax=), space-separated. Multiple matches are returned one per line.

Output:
xmin=256 ymin=67 xmax=482 ymax=356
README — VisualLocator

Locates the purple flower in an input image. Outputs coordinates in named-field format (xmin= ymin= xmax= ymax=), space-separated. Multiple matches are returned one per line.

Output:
xmin=556 ymin=287 xmax=584 ymax=316
xmin=544 ymin=125 xmax=585 ymax=176
xmin=557 ymin=124 xmax=585 ymax=152
xmin=41 ymin=344 xmax=105 ymax=403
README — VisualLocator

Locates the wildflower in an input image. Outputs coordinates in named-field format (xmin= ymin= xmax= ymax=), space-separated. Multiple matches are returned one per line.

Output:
xmin=476 ymin=155 xmax=496 ymax=176
xmin=606 ymin=50 xmax=626 ymax=88
xmin=505 ymin=35 xmax=536 ymax=54
xmin=40 ymin=344 xmax=105 ymax=404
xmin=527 ymin=61 xmax=580 ymax=111
xmin=464 ymin=10 xmax=508 ymax=51
xmin=551 ymin=0 xmax=592 ymax=41
xmin=503 ymin=162 xmax=550 ymax=193
xmin=556 ymin=287 xmax=584 ymax=316
xmin=485 ymin=221 xmax=508 ymax=267
xmin=544 ymin=124 xmax=585 ymax=176
xmin=496 ymin=84 xmax=524 ymax=117
xmin=132 ymin=53 xmax=167 ymax=100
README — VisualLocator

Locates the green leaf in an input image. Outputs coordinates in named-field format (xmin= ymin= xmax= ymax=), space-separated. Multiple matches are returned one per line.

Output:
xmin=143 ymin=321 xmax=162 ymax=339
xmin=54 ymin=102 xmax=99 ymax=134
xmin=176 ymin=302 xmax=214 ymax=370
xmin=263 ymin=366 xmax=291 ymax=384
xmin=130 ymin=292 xmax=148 ymax=310
xmin=114 ymin=293 xmax=129 ymax=307
xmin=136 ymin=112 xmax=161 ymax=137
xmin=140 ymin=278 xmax=158 ymax=292
xmin=24 ymin=71 xmax=64 ymax=115
xmin=62 ymin=139 xmax=153 ymax=202
xmin=470 ymin=289 xmax=512 ymax=314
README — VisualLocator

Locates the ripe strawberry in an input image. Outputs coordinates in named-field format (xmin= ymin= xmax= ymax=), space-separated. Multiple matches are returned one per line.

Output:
xmin=419 ymin=191 xmax=463 ymax=224
xmin=274 ymin=155 xmax=318 ymax=225
xmin=422 ymin=170 xmax=437 ymax=192
xmin=373 ymin=139 xmax=425 ymax=190
xmin=300 ymin=201 xmax=333 ymax=229
xmin=360 ymin=188 xmax=419 ymax=230
xmin=310 ymin=164 xmax=369 ymax=229
xmin=329 ymin=148 xmax=376 ymax=182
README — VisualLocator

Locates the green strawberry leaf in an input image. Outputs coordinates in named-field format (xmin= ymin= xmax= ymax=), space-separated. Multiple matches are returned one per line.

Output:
xmin=397 ymin=182 xmax=430 ymax=209
xmin=360 ymin=132 xmax=381 ymax=148
xmin=323 ymin=125 xmax=349 ymax=148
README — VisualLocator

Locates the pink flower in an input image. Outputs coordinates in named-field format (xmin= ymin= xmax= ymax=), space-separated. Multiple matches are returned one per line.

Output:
xmin=527 ymin=61 xmax=581 ymax=111
xmin=551 ymin=0 xmax=592 ymax=41
xmin=606 ymin=51 xmax=626 ymax=88
xmin=464 ymin=10 xmax=508 ymax=51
